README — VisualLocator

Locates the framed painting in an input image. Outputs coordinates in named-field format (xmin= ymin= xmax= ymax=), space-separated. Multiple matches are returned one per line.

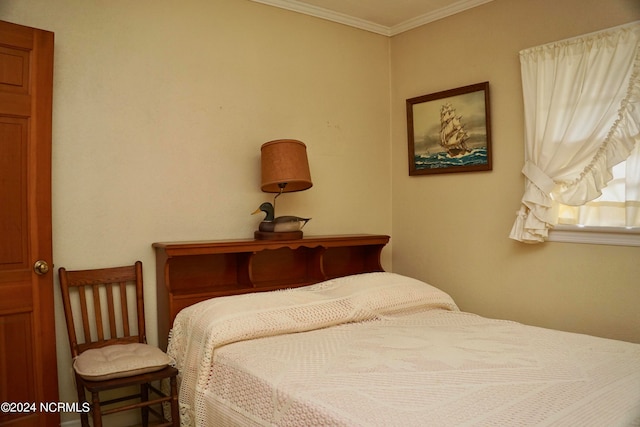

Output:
xmin=406 ymin=82 xmax=492 ymax=175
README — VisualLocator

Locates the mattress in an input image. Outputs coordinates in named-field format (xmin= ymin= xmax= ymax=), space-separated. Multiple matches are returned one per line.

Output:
xmin=167 ymin=272 xmax=640 ymax=426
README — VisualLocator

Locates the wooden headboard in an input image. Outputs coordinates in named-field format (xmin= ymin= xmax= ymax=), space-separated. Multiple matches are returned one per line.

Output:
xmin=153 ymin=234 xmax=389 ymax=349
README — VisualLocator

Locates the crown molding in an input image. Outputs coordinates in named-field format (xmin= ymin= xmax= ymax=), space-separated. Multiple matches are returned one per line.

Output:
xmin=249 ymin=0 xmax=391 ymax=35
xmin=389 ymin=0 xmax=494 ymax=36
xmin=249 ymin=0 xmax=494 ymax=37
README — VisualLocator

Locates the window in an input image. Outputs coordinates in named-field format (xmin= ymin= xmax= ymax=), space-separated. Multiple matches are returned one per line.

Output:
xmin=510 ymin=21 xmax=640 ymax=244
xmin=551 ymin=133 xmax=640 ymax=246
xmin=557 ymin=151 xmax=640 ymax=229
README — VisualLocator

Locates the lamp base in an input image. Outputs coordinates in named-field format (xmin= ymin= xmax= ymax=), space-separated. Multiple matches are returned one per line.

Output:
xmin=254 ymin=230 xmax=303 ymax=240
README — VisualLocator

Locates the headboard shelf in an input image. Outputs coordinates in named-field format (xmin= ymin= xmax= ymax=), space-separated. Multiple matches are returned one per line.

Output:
xmin=153 ymin=234 xmax=389 ymax=349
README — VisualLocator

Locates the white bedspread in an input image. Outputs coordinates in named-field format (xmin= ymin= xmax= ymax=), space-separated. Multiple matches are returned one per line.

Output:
xmin=167 ymin=273 xmax=640 ymax=426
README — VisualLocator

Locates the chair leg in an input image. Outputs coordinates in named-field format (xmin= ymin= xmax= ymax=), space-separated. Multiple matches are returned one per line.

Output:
xmin=91 ymin=391 xmax=102 ymax=427
xmin=141 ymin=382 xmax=149 ymax=427
xmin=75 ymin=377 xmax=90 ymax=427
xmin=170 ymin=376 xmax=179 ymax=427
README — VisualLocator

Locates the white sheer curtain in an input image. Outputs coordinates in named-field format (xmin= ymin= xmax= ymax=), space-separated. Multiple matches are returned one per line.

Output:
xmin=510 ymin=22 xmax=640 ymax=243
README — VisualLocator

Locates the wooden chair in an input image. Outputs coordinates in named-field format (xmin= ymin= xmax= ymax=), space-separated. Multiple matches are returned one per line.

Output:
xmin=59 ymin=261 xmax=179 ymax=427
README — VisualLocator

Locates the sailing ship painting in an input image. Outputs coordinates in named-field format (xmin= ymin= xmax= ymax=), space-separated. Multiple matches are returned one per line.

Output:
xmin=439 ymin=102 xmax=471 ymax=157
xmin=407 ymin=82 xmax=492 ymax=175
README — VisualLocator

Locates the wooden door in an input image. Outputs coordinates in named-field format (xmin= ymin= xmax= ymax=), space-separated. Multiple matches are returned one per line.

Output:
xmin=0 ymin=20 xmax=59 ymax=426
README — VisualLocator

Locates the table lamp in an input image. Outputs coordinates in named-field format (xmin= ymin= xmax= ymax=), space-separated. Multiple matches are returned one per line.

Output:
xmin=253 ymin=139 xmax=313 ymax=240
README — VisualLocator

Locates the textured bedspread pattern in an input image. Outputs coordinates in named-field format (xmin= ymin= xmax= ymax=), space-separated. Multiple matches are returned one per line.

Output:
xmin=167 ymin=273 xmax=640 ymax=426
xmin=167 ymin=272 xmax=460 ymax=425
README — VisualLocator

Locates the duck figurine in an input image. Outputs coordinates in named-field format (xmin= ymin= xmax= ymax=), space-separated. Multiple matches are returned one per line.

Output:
xmin=252 ymin=202 xmax=311 ymax=233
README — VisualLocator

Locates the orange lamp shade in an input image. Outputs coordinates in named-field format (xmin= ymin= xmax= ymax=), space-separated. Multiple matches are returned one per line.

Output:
xmin=260 ymin=139 xmax=312 ymax=193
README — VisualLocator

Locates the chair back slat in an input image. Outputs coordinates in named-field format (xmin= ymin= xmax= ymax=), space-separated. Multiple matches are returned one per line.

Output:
xmin=135 ymin=261 xmax=146 ymax=341
xmin=120 ymin=282 xmax=130 ymax=336
xmin=58 ymin=261 xmax=146 ymax=357
xmin=105 ymin=283 xmax=117 ymax=339
xmin=78 ymin=286 xmax=91 ymax=345
xmin=92 ymin=284 xmax=105 ymax=342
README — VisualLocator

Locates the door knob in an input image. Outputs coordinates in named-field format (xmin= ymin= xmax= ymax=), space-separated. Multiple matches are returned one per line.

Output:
xmin=33 ymin=260 xmax=50 ymax=275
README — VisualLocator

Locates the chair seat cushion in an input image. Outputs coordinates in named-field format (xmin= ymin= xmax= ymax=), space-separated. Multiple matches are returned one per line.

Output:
xmin=74 ymin=343 xmax=173 ymax=381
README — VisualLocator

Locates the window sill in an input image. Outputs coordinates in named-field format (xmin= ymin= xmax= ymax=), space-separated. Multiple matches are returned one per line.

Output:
xmin=548 ymin=225 xmax=640 ymax=247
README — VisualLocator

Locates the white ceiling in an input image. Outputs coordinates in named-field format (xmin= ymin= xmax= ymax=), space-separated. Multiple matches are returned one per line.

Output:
xmin=249 ymin=0 xmax=493 ymax=36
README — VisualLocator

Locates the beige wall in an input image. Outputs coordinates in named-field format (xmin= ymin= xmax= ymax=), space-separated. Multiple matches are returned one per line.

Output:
xmin=1 ymin=1 xmax=391 ymax=423
xmin=391 ymin=0 xmax=640 ymax=344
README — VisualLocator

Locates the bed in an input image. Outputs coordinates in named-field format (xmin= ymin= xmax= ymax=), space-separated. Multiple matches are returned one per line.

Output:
xmin=166 ymin=271 xmax=640 ymax=426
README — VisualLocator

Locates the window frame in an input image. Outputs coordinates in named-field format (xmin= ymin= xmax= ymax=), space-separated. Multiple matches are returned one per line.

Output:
xmin=548 ymin=224 xmax=640 ymax=246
